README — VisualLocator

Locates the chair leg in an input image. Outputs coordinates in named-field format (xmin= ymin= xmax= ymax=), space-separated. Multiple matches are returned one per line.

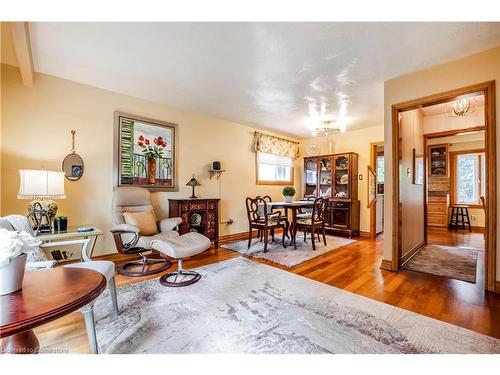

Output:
xmin=271 ymin=228 xmax=275 ymax=242
xmin=465 ymin=207 xmax=472 ymax=232
xmin=322 ymin=225 xmax=327 ymax=246
xmin=263 ymin=228 xmax=269 ymax=253
xmin=317 ymin=229 xmax=321 ymax=242
xmin=311 ymin=226 xmax=316 ymax=251
xmin=282 ymin=225 xmax=287 ymax=248
xmin=303 ymin=227 xmax=307 ymax=242
xmin=108 ymin=277 xmax=119 ymax=317
xmin=247 ymin=228 xmax=253 ymax=249
xmin=81 ymin=305 xmax=99 ymax=354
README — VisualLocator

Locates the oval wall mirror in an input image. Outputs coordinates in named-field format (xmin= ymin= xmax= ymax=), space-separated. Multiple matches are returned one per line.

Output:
xmin=62 ymin=153 xmax=84 ymax=181
xmin=62 ymin=130 xmax=84 ymax=181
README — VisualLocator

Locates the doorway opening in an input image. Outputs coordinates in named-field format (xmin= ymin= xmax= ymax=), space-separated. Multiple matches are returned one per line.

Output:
xmin=370 ymin=142 xmax=384 ymax=237
xmin=391 ymin=81 xmax=496 ymax=292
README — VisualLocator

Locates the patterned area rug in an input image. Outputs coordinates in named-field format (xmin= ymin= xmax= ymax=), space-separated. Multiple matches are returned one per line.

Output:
xmin=403 ymin=244 xmax=478 ymax=283
xmin=93 ymin=257 xmax=499 ymax=353
xmin=221 ymin=235 xmax=356 ymax=267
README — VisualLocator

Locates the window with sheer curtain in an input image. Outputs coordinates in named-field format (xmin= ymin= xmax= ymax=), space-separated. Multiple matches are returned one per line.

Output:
xmin=455 ymin=152 xmax=485 ymax=205
xmin=256 ymin=152 xmax=293 ymax=185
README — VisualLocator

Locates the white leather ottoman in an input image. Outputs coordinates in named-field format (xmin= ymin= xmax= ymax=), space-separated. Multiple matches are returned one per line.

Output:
xmin=151 ymin=232 xmax=211 ymax=286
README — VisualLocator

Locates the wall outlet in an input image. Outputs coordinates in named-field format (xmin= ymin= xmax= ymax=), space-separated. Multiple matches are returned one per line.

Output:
xmin=471 ymin=215 xmax=477 ymax=221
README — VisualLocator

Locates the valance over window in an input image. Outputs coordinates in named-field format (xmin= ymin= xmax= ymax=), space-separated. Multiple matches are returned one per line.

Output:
xmin=254 ymin=131 xmax=299 ymax=159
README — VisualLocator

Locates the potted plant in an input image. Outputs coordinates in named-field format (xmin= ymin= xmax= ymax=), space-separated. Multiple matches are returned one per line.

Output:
xmin=0 ymin=229 xmax=41 ymax=295
xmin=137 ymin=135 xmax=168 ymax=184
xmin=282 ymin=185 xmax=296 ymax=203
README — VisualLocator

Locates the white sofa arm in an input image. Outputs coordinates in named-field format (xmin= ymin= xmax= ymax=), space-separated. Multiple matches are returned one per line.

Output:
xmin=110 ymin=223 xmax=140 ymax=233
xmin=160 ymin=217 xmax=182 ymax=233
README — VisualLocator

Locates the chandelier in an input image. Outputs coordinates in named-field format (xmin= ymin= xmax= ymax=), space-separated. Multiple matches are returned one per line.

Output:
xmin=312 ymin=120 xmax=344 ymax=136
xmin=445 ymin=97 xmax=477 ymax=117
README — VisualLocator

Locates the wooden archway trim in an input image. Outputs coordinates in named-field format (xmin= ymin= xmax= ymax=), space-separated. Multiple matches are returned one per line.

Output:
xmin=390 ymin=81 xmax=496 ymax=292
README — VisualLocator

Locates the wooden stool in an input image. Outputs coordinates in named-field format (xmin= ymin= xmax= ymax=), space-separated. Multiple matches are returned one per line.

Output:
xmin=449 ymin=205 xmax=472 ymax=231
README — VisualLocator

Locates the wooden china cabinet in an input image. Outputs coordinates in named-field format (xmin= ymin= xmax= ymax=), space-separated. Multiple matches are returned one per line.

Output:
xmin=303 ymin=152 xmax=360 ymax=237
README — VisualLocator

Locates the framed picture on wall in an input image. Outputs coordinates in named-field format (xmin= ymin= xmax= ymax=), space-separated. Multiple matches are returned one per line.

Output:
xmin=114 ymin=112 xmax=178 ymax=191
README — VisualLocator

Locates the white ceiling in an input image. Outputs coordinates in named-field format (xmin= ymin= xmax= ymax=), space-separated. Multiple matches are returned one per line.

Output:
xmin=26 ymin=22 xmax=500 ymax=137
xmin=421 ymin=94 xmax=485 ymax=116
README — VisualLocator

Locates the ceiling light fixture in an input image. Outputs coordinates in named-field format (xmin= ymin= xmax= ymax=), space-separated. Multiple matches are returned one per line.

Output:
xmin=445 ymin=97 xmax=477 ymax=117
xmin=312 ymin=120 xmax=345 ymax=136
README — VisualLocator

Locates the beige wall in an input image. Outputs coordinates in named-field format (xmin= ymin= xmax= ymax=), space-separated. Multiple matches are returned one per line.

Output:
xmin=1 ymin=23 xmax=18 ymax=68
xmin=423 ymin=105 xmax=484 ymax=134
xmin=300 ymin=125 xmax=384 ymax=234
xmin=384 ymin=46 xmax=500 ymax=281
xmin=400 ymin=110 xmax=425 ymax=256
xmin=1 ymin=64 xmax=301 ymax=256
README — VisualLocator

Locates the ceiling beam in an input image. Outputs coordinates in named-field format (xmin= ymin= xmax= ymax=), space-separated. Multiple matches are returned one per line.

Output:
xmin=9 ymin=22 xmax=34 ymax=87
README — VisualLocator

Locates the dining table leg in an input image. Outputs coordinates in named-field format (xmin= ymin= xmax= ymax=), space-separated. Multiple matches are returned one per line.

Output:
xmin=292 ymin=207 xmax=298 ymax=249
xmin=1 ymin=329 xmax=40 ymax=354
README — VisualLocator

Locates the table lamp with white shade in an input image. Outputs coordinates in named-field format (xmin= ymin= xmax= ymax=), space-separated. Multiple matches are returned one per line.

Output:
xmin=17 ymin=169 xmax=66 ymax=233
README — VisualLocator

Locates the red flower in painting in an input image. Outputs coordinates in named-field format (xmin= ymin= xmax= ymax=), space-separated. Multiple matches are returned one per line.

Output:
xmin=138 ymin=134 xmax=167 ymax=159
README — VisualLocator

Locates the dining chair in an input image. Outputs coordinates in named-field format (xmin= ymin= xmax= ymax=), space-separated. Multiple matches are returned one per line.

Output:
xmin=39 ymin=238 xmax=118 ymax=354
xmin=245 ymin=196 xmax=287 ymax=252
xmin=256 ymin=195 xmax=289 ymax=241
xmin=297 ymin=195 xmax=316 ymax=219
xmin=294 ymin=196 xmax=328 ymax=250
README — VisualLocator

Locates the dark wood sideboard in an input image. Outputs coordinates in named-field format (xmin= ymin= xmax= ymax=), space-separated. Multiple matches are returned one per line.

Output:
xmin=169 ymin=199 xmax=220 ymax=248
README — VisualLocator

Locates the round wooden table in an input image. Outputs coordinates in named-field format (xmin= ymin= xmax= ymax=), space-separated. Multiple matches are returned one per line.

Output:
xmin=0 ymin=267 xmax=106 ymax=354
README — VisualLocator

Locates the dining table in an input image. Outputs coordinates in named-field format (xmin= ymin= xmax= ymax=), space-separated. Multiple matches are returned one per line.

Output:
xmin=0 ymin=267 xmax=106 ymax=354
xmin=266 ymin=200 xmax=315 ymax=249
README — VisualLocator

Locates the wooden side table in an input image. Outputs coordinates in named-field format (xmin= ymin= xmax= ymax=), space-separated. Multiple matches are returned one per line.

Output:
xmin=0 ymin=268 xmax=106 ymax=354
xmin=168 ymin=199 xmax=220 ymax=248
xmin=37 ymin=226 xmax=103 ymax=261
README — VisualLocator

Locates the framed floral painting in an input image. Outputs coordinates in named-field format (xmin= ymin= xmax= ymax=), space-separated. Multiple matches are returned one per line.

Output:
xmin=114 ymin=112 xmax=178 ymax=191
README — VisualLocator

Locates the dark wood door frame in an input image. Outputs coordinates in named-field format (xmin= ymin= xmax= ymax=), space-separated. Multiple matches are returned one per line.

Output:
xmin=391 ymin=81 xmax=496 ymax=292
xmin=370 ymin=141 xmax=384 ymax=237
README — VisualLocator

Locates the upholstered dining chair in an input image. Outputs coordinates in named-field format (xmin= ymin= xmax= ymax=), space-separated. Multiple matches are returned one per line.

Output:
xmin=257 ymin=195 xmax=289 ymax=241
xmin=297 ymin=195 xmax=316 ymax=219
xmin=110 ymin=186 xmax=182 ymax=277
xmin=293 ymin=196 xmax=328 ymax=250
xmin=245 ymin=196 xmax=287 ymax=252
xmin=40 ymin=237 xmax=118 ymax=354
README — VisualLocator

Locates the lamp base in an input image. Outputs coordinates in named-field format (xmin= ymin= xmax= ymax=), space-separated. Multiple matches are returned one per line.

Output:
xmin=189 ymin=186 xmax=198 ymax=199
xmin=28 ymin=198 xmax=58 ymax=233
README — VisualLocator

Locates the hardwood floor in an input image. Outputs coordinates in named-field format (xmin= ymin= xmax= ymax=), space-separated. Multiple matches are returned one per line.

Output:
xmin=427 ymin=226 xmax=485 ymax=249
xmin=32 ymin=231 xmax=500 ymax=353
